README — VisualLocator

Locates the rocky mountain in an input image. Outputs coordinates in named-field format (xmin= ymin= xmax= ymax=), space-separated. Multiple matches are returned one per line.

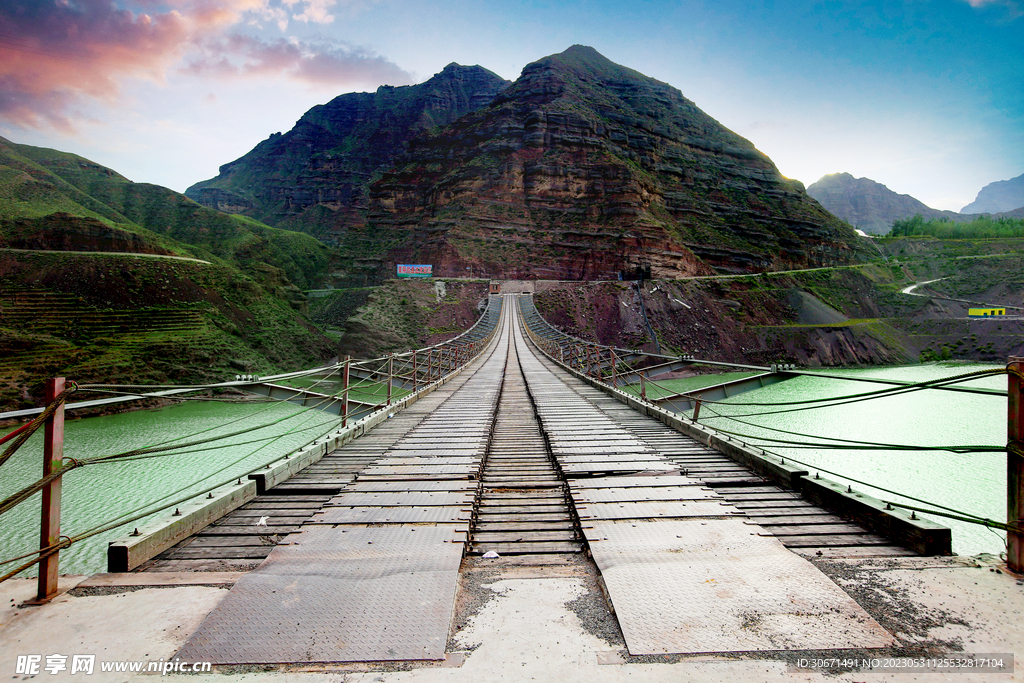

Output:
xmin=186 ymin=64 xmax=511 ymax=238
xmin=961 ymin=172 xmax=1024 ymax=214
xmin=193 ymin=46 xmax=861 ymax=280
xmin=806 ymin=173 xmax=971 ymax=234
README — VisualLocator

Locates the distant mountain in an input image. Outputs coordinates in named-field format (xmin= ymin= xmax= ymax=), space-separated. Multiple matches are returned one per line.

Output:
xmin=186 ymin=63 xmax=511 ymax=239
xmin=807 ymin=173 xmax=969 ymax=234
xmin=195 ymin=46 xmax=860 ymax=280
xmin=961 ymin=173 xmax=1024 ymax=214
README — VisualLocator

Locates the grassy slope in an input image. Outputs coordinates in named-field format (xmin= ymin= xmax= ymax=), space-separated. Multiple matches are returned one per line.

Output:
xmin=0 ymin=137 xmax=336 ymax=411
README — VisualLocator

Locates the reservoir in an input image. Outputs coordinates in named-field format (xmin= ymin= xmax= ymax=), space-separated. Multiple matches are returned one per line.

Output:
xmin=0 ymin=362 xmax=1008 ymax=577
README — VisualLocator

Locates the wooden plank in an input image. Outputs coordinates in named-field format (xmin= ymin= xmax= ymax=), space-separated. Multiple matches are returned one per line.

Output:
xmin=175 ymin=535 xmax=283 ymax=548
xmin=791 ymin=545 xmax=912 ymax=559
xmin=471 ymin=530 xmax=578 ymax=542
xmin=778 ymin=533 xmax=894 ymax=547
xmin=473 ymin=521 xmax=575 ymax=532
xmin=729 ymin=500 xmax=817 ymax=509
xmin=467 ymin=541 xmax=583 ymax=555
xmin=742 ymin=514 xmax=846 ymax=526
xmin=163 ymin=546 xmax=275 ymax=559
xmin=760 ymin=524 xmax=869 ymax=536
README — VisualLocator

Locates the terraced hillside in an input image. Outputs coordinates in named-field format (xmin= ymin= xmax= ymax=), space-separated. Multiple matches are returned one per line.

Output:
xmin=0 ymin=138 xmax=338 ymax=412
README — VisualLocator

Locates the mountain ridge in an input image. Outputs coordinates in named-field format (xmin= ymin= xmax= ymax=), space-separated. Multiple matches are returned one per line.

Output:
xmin=185 ymin=63 xmax=511 ymax=238
xmin=807 ymin=172 xmax=1024 ymax=234
xmin=961 ymin=172 xmax=1024 ymax=214
xmin=192 ymin=45 xmax=860 ymax=280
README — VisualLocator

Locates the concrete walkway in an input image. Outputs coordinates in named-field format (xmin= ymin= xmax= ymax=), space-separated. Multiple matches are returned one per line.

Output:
xmin=2 ymin=553 xmax=1021 ymax=682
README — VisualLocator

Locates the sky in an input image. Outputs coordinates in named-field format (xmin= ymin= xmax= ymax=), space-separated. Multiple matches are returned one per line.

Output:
xmin=0 ymin=0 xmax=1021 ymax=212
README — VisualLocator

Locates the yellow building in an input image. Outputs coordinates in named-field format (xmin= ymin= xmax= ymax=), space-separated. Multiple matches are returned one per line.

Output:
xmin=968 ymin=308 xmax=1006 ymax=317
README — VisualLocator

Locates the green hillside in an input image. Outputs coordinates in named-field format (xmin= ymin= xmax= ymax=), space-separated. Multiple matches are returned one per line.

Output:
xmin=0 ymin=137 xmax=335 ymax=412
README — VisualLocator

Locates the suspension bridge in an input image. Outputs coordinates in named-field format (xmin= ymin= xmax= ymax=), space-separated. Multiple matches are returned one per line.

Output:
xmin=2 ymin=291 xmax=1021 ymax=666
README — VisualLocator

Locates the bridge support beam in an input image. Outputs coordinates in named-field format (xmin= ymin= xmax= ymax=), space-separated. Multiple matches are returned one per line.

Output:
xmin=1009 ymin=356 xmax=1023 ymax=573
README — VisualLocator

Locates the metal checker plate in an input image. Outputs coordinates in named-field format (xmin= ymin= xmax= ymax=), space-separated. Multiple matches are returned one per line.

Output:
xmin=556 ymin=453 xmax=659 ymax=461
xmin=312 ymin=506 xmax=471 ymax=524
xmin=548 ymin=438 xmax=651 ymax=448
xmin=327 ymin=492 xmax=473 ymax=507
xmin=176 ymin=524 xmax=465 ymax=663
xmin=570 ymin=476 xmax=697 ymax=489
xmin=347 ymin=481 xmax=477 ymax=492
xmin=377 ymin=457 xmax=478 ymax=465
xmin=359 ymin=465 xmax=476 ymax=476
xmin=561 ymin=461 xmax=672 ymax=473
xmin=585 ymin=519 xmax=894 ymax=655
xmin=387 ymin=443 xmax=486 ymax=451
xmin=577 ymin=501 xmax=738 ymax=519
xmin=380 ymin=448 xmax=483 ymax=457
xmin=571 ymin=487 xmax=721 ymax=503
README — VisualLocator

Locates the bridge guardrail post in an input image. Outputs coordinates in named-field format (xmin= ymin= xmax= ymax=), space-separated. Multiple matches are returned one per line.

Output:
xmin=341 ymin=357 xmax=350 ymax=427
xmin=387 ymin=354 xmax=393 ymax=407
xmin=1009 ymin=356 xmax=1023 ymax=573
xmin=36 ymin=377 xmax=64 ymax=603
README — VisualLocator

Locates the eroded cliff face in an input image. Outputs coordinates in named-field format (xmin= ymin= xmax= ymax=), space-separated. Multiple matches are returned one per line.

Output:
xmin=364 ymin=46 xmax=859 ymax=279
xmin=185 ymin=64 xmax=511 ymax=237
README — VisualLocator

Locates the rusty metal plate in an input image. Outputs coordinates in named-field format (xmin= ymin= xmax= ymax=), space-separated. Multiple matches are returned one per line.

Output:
xmin=584 ymin=519 xmax=895 ymax=655
xmin=312 ymin=506 xmax=471 ymax=524
xmin=176 ymin=525 xmax=464 ymax=664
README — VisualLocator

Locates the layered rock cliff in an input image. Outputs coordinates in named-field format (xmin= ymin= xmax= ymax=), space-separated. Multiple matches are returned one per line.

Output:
xmin=364 ymin=46 xmax=859 ymax=279
xmin=186 ymin=64 xmax=511 ymax=238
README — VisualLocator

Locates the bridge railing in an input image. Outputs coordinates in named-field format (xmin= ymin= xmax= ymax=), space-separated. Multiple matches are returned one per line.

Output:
xmin=517 ymin=294 xmax=784 ymax=413
xmin=0 ymin=296 xmax=505 ymax=587
xmin=256 ymin=295 xmax=503 ymax=425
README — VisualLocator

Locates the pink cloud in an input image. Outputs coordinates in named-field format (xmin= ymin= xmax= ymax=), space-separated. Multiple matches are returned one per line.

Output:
xmin=0 ymin=0 xmax=408 ymax=132
xmin=185 ymin=34 xmax=412 ymax=86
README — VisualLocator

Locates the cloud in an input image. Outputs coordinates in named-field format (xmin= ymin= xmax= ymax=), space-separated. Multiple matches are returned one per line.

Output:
xmin=961 ymin=0 xmax=1023 ymax=18
xmin=0 ymin=0 xmax=406 ymax=131
xmin=185 ymin=34 xmax=413 ymax=86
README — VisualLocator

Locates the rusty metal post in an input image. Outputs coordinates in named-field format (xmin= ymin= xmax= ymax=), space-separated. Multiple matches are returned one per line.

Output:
xmin=37 ymin=377 xmax=64 ymax=602
xmin=341 ymin=357 xmax=350 ymax=427
xmin=640 ymin=374 xmax=647 ymax=402
xmin=611 ymin=349 xmax=618 ymax=388
xmin=1009 ymin=356 xmax=1024 ymax=573
xmin=387 ymin=354 xmax=393 ymax=406
xmin=693 ymin=398 xmax=702 ymax=422
xmin=412 ymin=351 xmax=418 ymax=391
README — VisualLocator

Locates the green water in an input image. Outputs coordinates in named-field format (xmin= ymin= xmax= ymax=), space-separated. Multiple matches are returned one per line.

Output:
xmin=0 ymin=400 xmax=344 ymax=577
xmin=692 ymin=362 xmax=1007 ymax=557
